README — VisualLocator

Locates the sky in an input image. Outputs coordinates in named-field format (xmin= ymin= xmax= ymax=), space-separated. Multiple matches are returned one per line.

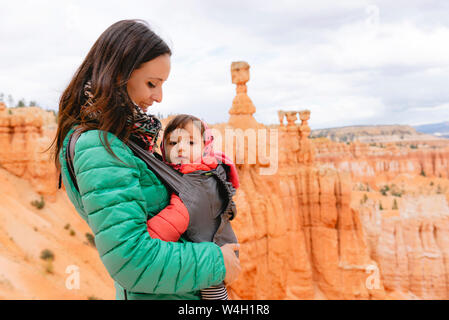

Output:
xmin=1 ymin=0 xmax=449 ymax=129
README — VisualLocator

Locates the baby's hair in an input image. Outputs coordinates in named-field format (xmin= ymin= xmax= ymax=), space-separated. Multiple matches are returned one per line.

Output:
xmin=163 ymin=114 xmax=206 ymax=142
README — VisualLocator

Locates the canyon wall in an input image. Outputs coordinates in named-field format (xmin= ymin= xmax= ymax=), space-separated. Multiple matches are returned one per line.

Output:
xmin=0 ymin=103 xmax=58 ymax=196
xmin=311 ymin=136 xmax=449 ymax=299
xmin=359 ymin=195 xmax=449 ymax=299
xmin=313 ymin=139 xmax=449 ymax=183
xmin=210 ymin=67 xmax=386 ymax=299
xmin=1 ymin=62 xmax=449 ymax=299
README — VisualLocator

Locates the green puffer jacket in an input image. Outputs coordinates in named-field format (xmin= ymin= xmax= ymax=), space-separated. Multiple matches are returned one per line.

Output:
xmin=59 ymin=127 xmax=226 ymax=300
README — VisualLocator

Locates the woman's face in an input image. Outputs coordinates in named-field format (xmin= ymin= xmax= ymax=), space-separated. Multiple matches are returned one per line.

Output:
xmin=126 ymin=54 xmax=171 ymax=112
xmin=164 ymin=121 xmax=205 ymax=165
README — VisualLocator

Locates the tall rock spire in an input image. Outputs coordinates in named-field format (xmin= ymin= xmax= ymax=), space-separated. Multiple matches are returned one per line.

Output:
xmin=228 ymin=61 xmax=259 ymax=129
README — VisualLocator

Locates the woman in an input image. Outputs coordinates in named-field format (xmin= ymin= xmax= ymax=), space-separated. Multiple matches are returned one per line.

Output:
xmin=51 ymin=19 xmax=241 ymax=300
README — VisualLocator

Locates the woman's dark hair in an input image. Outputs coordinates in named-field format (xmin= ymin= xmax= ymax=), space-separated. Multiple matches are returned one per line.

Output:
xmin=163 ymin=114 xmax=206 ymax=143
xmin=50 ymin=19 xmax=171 ymax=170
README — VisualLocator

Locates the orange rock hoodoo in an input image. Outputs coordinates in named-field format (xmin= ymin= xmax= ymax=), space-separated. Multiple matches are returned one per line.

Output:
xmin=1 ymin=62 xmax=449 ymax=300
xmin=210 ymin=62 xmax=384 ymax=299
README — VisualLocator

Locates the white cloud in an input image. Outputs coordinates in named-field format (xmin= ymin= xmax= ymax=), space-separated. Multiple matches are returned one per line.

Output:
xmin=0 ymin=0 xmax=449 ymax=129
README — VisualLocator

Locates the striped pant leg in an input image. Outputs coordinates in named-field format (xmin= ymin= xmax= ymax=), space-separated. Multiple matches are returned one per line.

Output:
xmin=200 ymin=285 xmax=229 ymax=300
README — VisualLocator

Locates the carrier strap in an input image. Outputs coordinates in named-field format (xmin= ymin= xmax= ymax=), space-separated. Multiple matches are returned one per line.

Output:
xmin=66 ymin=128 xmax=189 ymax=197
xmin=65 ymin=129 xmax=235 ymax=221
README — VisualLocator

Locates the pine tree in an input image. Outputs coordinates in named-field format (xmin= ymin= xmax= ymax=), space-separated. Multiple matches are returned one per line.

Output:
xmin=393 ymin=199 xmax=398 ymax=210
xmin=363 ymin=194 xmax=368 ymax=204
xmin=16 ymin=99 xmax=26 ymax=108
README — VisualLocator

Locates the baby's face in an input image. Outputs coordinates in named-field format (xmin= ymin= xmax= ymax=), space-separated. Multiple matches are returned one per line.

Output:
xmin=164 ymin=121 xmax=204 ymax=164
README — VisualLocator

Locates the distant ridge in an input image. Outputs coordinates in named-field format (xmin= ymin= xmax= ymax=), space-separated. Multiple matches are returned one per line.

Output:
xmin=413 ymin=121 xmax=449 ymax=139
xmin=310 ymin=124 xmax=447 ymax=143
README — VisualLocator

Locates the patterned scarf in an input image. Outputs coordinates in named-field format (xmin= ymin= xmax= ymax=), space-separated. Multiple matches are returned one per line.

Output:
xmin=82 ymin=80 xmax=162 ymax=152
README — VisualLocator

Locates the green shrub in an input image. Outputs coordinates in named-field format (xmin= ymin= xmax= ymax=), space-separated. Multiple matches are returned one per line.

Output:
xmin=380 ymin=185 xmax=390 ymax=196
xmin=40 ymin=249 xmax=55 ymax=262
xmin=392 ymin=199 xmax=398 ymax=210
xmin=389 ymin=184 xmax=403 ymax=197
xmin=391 ymin=191 xmax=402 ymax=197
xmin=64 ymin=223 xmax=70 ymax=230
xmin=16 ymin=99 xmax=26 ymax=108
xmin=362 ymin=194 xmax=368 ymax=204
xmin=45 ymin=261 xmax=54 ymax=274
xmin=85 ymin=233 xmax=95 ymax=247
xmin=31 ymin=196 xmax=45 ymax=210
xmin=40 ymin=249 xmax=55 ymax=274
xmin=69 ymin=229 xmax=76 ymax=236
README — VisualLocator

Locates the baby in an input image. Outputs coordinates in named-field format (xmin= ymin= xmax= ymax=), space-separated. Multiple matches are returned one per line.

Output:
xmin=146 ymin=114 xmax=239 ymax=300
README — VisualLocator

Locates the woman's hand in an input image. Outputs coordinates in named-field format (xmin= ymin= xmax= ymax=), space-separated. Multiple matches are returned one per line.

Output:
xmin=220 ymin=243 xmax=241 ymax=285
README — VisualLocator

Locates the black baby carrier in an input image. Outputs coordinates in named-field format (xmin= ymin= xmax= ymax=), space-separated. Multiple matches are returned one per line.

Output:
xmin=64 ymin=127 xmax=238 ymax=247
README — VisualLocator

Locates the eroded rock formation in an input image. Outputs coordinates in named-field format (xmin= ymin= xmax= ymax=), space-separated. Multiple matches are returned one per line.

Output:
xmin=0 ymin=105 xmax=57 ymax=196
xmin=313 ymin=139 xmax=449 ymax=182
xmin=228 ymin=61 xmax=260 ymax=129
xmin=359 ymin=195 xmax=449 ymax=299
xmin=209 ymin=64 xmax=385 ymax=299
xmin=1 ymin=61 xmax=449 ymax=300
